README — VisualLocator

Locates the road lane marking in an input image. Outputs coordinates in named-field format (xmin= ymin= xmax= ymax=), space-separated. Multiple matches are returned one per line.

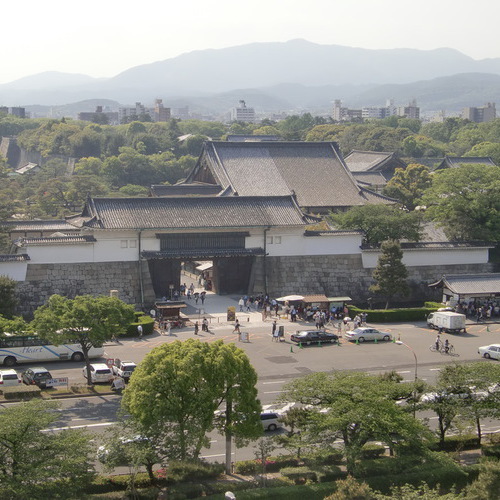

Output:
xmin=263 ymin=391 xmax=283 ymax=394
xmin=429 ymin=368 xmax=441 ymax=371
xmin=262 ymin=381 xmax=285 ymax=385
xmin=42 ymin=422 xmax=117 ymax=432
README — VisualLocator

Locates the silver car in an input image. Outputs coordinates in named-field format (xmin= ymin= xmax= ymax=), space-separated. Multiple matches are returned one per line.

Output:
xmin=344 ymin=327 xmax=392 ymax=343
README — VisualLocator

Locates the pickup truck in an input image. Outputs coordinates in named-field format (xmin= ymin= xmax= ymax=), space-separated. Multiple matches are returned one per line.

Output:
xmin=111 ymin=359 xmax=137 ymax=381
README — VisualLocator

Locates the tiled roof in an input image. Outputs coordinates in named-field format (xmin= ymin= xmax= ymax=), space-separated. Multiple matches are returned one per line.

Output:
xmin=73 ymin=196 xmax=309 ymax=230
xmin=226 ymin=135 xmax=280 ymax=142
xmin=0 ymin=254 xmax=30 ymax=262
xmin=188 ymin=141 xmax=369 ymax=208
xmin=15 ymin=235 xmax=96 ymax=247
xmin=149 ymin=183 xmax=222 ymax=197
xmin=430 ymin=274 xmax=500 ymax=295
xmin=344 ymin=150 xmax=397 ymax=172
xmin=304 ymin=229 xmax=364 ymax=236
xmin=437 ymin=156 xmax=497 ymax=169
xmin=142 ymin=248 xmax=265 ymax=259
xmin=2 ymin=220 xmax=79 ymax=232
xmin=352 ymin=171 xmax=388 ymax=186
xmin=358 ymin=188 xmax=396 ymax=205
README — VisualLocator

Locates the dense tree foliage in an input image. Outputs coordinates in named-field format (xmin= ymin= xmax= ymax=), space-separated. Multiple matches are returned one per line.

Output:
xmin=369 ymin=240 xmax=410 ymax=309
xmin=0 ymin=275 xmax=17 ymax=318
xmin=329 ymin=205 xmax=423 ymax=246
xmin=122 ymin=339 xmax=262 ymax=463
xmin=422 ymin=164 xmax=500 ymax=241
xmin=33 ymin=294 xmax=135 ymax=384
xmin=0 ymin=399 xmax=95 ymax=500
xmin=280 ymin=371 xmax=430 ymax=474
xmin=383 ymin=164 xmax=432 ymax=210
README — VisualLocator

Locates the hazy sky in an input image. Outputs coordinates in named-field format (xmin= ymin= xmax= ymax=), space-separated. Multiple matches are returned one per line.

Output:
xmin=2 ymin=0 xmax=499 ymax=84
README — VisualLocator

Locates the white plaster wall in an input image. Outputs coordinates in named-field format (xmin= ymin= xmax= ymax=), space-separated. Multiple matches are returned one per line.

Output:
xmin=247 ymin=229 xmax=362 ymax=256
xmin=0 ymin=261 xmax=28 ymax=281
xmin=20 ymin=245 xmax=95 ymax=264
xmin=362 ymin=248 xmax=490 ymax=268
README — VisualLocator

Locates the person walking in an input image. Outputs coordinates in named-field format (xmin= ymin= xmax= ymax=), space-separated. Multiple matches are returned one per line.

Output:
xmin=271 ymin=320 xmax=277 ymax=341
xmin=194 ymin=321 xmax=199 ymax=335
xmin=137 ymin=324 xmax=143 ymax=338
xmin=166 ymin=320 xmax=172 ymax=336
xmin=233 ymin=319 xmax=241 ymax=340
xmin=202 ymin=317 xmax=209 ymax=332
xmin=200 ymin=291 xmax=206 ymax=305
xmin=238 ymin=297 xmax=244 ymax=312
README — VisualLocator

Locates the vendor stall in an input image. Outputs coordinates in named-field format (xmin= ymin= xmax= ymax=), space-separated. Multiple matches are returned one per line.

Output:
xmin=154 ymin=301 xmax=188 ymax=327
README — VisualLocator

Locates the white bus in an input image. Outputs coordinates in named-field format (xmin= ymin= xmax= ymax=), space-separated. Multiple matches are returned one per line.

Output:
xmin=0 ymin=335 xmax=104 ymax=366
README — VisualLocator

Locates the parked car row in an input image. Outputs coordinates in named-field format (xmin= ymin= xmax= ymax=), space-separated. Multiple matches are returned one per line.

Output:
xmin=289 ymin=327 xmax=393 ymax=346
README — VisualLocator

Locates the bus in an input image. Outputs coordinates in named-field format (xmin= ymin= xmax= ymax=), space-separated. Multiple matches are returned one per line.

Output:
xmin=0 ymin=335 xmax=104 ymax=366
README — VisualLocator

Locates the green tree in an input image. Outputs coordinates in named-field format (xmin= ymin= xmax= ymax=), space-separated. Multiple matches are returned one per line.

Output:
xmin=383 ymin=164 xmax=432 ymax=210
xmin=122 ymin=339 xmax=262 ymax=463
xmin=280 ymin=371 xmax=429 ymax=474
xmin=324 ymin=476 xmax=376 ymax=500
xmin=369 ymin=240 xmax=409 ymax=309
xmin=0 ymin=399 xmax=95 ymax=499
xmin=0 ymin=275 xmax=17 ymax=318
xmin=435 ymin=362 xmax=500 ymax=444
xmin=32 ymin=294 xmax=135 ymax=385
xmin=422 ymin=164 xmax=500 ymax=241
xmin=329 ymin=205 xmax=422 ymax=246
xmin=464 ymin=458 xmax=500 ymax=500
xmin=464 ymin=141 xmax=500 ymax=166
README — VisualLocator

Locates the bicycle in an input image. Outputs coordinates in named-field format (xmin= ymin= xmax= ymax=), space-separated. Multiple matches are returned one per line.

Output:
xmin=440 ymin=344 xmax=457 ymax=356
xmin=429 ymin=341 xmax=443 ymax=353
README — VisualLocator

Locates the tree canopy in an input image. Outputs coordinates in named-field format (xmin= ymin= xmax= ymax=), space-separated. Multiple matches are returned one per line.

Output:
xmin=329 ymin=205 xmax=423 ymax=246
xmin=122 ymin=339 xmax=262 ymax=462
xmin=383 ymin=164 xmax=432 ymax=210
xmin=369 ymin=240 xmax=409 ymax=309
xmin=32 ymin=294 xmax=135 ymax=384
xmin=422 ymin=164 xmax=500 ymax=241
xmin=0 ymin=399 xmax=94 ymax=499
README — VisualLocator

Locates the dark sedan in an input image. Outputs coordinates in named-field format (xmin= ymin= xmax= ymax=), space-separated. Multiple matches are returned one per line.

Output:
xmin=290 ymin=330 xmax=339 ymax=345
xmin=22 ymin=367 xmax=53 ymax=388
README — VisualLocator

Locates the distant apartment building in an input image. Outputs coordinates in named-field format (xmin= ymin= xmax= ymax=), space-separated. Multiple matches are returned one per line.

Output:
xmin=462 ymin=102 xmax=496 ymax=123
xmin=230 ymin=100 xmax=256 ymax=123
xmin=153 ymin=99 xmax=171 ymax=122
xmin=334 ymin=98 xmax=419 ymax=122
xmin=0 ymin=106 xmax=26 ymax=118
xmin=332 ymin=100 xmax=362 ymax=121
xmin=77 ymin=106 xmax=119 ymax=124
xmin=172 ymin=106 xmax=190 ymax=120
xmin=397 ymin=99 xmax=420 ymax=120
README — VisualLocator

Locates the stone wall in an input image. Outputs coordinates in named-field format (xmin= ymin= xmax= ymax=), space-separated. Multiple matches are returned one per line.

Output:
xmin=16 ymin=261 xmax=155 ymax=317
xmin=263 ymin=254 xmax=493 ymax=304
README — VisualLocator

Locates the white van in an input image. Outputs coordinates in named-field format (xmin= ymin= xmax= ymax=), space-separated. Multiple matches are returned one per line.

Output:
xmin=0 ymin=369 xmax=21 ymax=386
xmin=427 ymin=311 xmax=466 ymax=333
xmin=260 ymin=412 xmax=282 ymax=431
xmin=83 ymin=363 xmax=113 ymax=383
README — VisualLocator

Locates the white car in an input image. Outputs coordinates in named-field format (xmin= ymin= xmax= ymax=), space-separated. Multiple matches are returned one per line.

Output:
xmin=83 ymin=363 xmax=113 ymax=383
xmin=260 ymin=412 xmax=283 ymax=432
xmin=344 ymin=327 xmax=392 ymax=343
xmin=478 ymin=344 xmax=500 ymax=360
xmin=0 ymin=369 xmax=21 ymax=386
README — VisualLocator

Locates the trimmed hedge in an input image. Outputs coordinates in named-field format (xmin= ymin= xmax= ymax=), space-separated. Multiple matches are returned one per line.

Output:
xmin=1 ymin=385 xmax=41 ymax=399
xmin=302 ymin=450 xmax=343 ymax=466
xmin=280 ymin=465 xmax=343 ymax=484
xmin=349 ymin=305 xmax=439 ymax=323
xmin=428 ymin=434 xmax=481 ymax=452
xmin=481 ymin=445 xmax=500 ymax=457
xmin=166 ymin=461 xmax=225 ymax=484
xmin=123 ymin=314 xmax=155 ymax=337
xmin=234 ymin=456 xmax=301 ymax=474
xmin=361 ymin=444 xmax=386 ymax=459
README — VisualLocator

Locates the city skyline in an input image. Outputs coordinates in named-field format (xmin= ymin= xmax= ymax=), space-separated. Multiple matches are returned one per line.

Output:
xmin=1 ymin=0 xmax=500 ymax=85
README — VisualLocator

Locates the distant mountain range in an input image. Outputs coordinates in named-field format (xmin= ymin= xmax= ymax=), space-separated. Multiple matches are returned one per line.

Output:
xmin=2 ymin=39 xmax=500 ymax=115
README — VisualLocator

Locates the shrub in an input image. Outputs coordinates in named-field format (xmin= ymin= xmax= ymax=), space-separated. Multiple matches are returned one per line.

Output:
xmin=234 ymin=460 xmax=259 ymax=475
xmin=267 ymin=455 xmax=301 ymax=470
xmin=361 ymin=444 xmax=386 ymax=459
xmin=482 ymin=445 xmax=500 ymax=457
xmin=1 ymin=385 xmax=41 ymax=400
xmin=428 ymin=434 xmax=480 ymax=452
xmin=124 ymin=314 xmax=155 ymax=337
xmin=348 ymin=305 xmax=439 ymax=323
xmin=302 ymin=449 xmax=343 ymax=466
xmin=280 ymin=466 xmax=318 ymax=483
xmin=166 ymin=461 xmax=225 ymax=483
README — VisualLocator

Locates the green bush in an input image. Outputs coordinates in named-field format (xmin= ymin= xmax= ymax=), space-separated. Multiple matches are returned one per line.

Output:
xmin=425 ymin=301 xmax=445 ymax=309
xmin=123 ymin=314 xmax=155 ymax=337
xmin=280 ymin=466 xmax=318 ymax=483
xmin=1 ymin=385 xmax=41 ymax=399
xmin=167 ymin=482 xmax=205 ymax=500
xmin=166 ymin=461 xmax=225 ymax=483
xmin=361 ymin=444 xmax=386 ymax=459
xmin=482 ymin=445 xmax=500 ymax=457
xmin=234 ymin=460 xmax=259 ymax=475
xmin=314 ymin=465 xmax=344 ymax=483
xmin=349 ymin=305 xmax=439 ymax=323
xmin=302 ymin=449 xmax=343 ymax=466
xmin=428 ymin=434 xmax=480 ymax=451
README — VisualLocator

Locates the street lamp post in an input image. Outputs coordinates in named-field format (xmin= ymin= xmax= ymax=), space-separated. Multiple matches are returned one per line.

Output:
xmin=395 ymin=340 xmax=418 ymax=381
xmin=396 ymin=340 xmax=418 ymax=417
